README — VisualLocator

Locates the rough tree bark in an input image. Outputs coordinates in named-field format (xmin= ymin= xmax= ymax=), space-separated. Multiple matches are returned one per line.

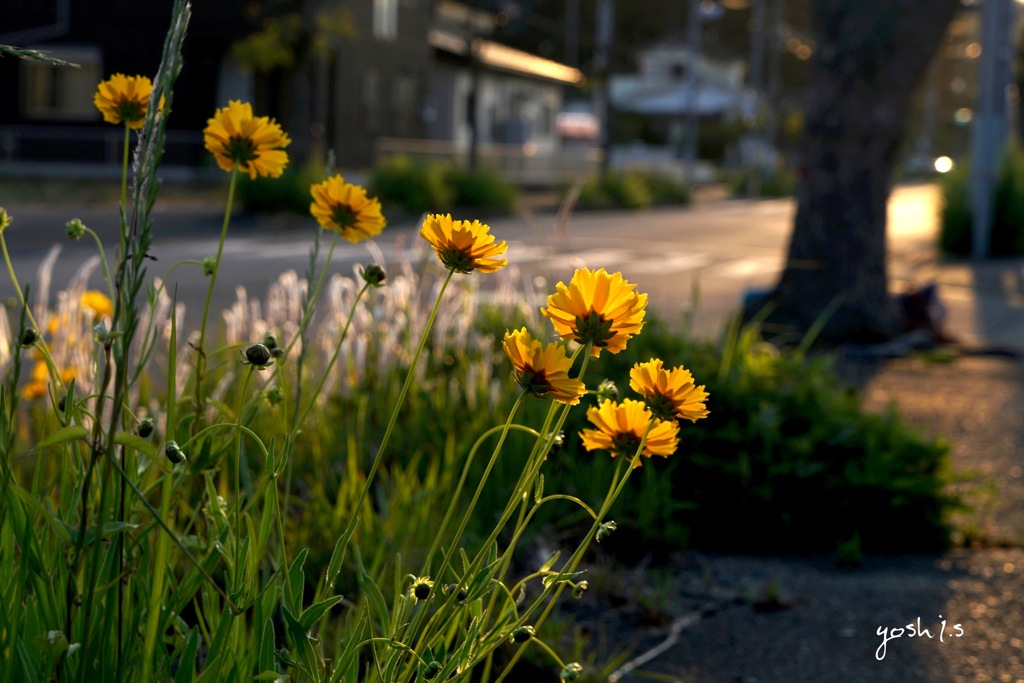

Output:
xmin=759 ymin=0 xmax=960 ymax=344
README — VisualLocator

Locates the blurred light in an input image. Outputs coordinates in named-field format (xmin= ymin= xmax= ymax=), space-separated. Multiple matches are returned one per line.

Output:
xmin=965 ymin=42 xmax=982 ymax=58
xmin=954 ymin=107 xmax=973 ymax=125
xmin=934 ymin=156 xmax=954 ymax=173
xmin=720 ymin=0 xmax=751 ymax=8
xmin=796 ymin=45 xmax=812 ymax=60
xmin=522 ymin=141 xmax=538 ymax=157
xmin=495 ymin=11 xmax=509 ymax=26
xmin=950 ymin=77 xmax=966 ymax=94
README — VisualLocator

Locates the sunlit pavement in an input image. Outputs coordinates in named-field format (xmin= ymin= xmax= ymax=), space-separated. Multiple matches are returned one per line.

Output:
xmin=3 ymin=182 xmax=1022 ymax=352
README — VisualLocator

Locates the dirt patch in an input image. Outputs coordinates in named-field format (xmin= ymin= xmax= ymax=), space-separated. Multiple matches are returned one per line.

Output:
xmin=554 ymin=354 xmax=1024 ymax=682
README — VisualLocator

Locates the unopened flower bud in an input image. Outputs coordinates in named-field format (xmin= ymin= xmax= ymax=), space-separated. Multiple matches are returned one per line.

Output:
xmin=511 ymin=626 xmax=535 ymax=643
xmin=596 ymin=520 xmax=617 ymax=543
xmin=360 ymin=264 xmax=386 ymax=287
xmin=202 ymin=257 xmax=216 ymax=276
xmin=58 ymin=394 xmax=68 ymax=412
xmin=137 ymin=418 xmax=155 ymax=438
xmin=423 ymin=661 xmax=443 ymax=681
xmin=20 ymin=328 xmax=38 ymax=347
xmin=560 ymin=663 xmax=583 ymax=682
xmin=443 ymin=583 xmax=468 ymax=603
xmin=242 ymin=343 xmax=273 ymax=368
xmin=0 ymin=208 xmax=11 ymax=232
xmin=165 ymin=440 xmax=185 ymax=465
xmin=65 ymin=218 xmax=86 ymax=240
xmin=263 ymin=333 xmax=278 ymax=350
xmin=572 ymin=581 xmax=589 ymax=599
xmin=264 ymin=386 xmax=284 ymax=406
xmin=596 ymin=379 xmax=618 ymax=402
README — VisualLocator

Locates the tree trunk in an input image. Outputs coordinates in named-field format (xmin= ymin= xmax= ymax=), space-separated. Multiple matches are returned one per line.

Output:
xmin=760 ymin=0 xmax=960 ymax=344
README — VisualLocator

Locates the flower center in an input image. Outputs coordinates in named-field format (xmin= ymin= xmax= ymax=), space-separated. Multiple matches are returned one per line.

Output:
xmin=439 ymin=249 xmax=476 ymax=274
xmin=331 ymin=204 xmax=359 ymax=230
xmin=572 ymin=311 xmax=616 ymax=347
xmin=645 ymin=394 xmax=677 ymax=421
xmin=116 ymin=99 xmax=145 ymax=123
xmin=515 ymin=369 xmax=551 ymax=397
xmin=225 ymin=135 xmax=259 ymax=166
xmin=611 ymin=433 xmax=643 ymax=457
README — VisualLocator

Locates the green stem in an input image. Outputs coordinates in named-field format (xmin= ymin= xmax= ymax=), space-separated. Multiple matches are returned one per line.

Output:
xmin=289 ymin=279 xmax=370 ymax=437
xmin=84 ymin=227 xmax=118 ymax=303
xmin=193 ymin=168 xmax=239 ymax=431
xmin=492 ymin=422 xmax=656 ymax=683
xmin=233 ymin=366 xmax=255 ymax=595
xmin=314 ymin=268 xmax=456 ymax=605
xmin=120 ymin=125 xmax=130 ymax=225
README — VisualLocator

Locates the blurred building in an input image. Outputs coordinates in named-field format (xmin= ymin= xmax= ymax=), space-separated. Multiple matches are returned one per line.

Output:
xmin=0 ymin=0 xmax=586 ymax=184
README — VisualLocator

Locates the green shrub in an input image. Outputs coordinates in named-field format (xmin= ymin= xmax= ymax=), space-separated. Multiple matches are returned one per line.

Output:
xmin=575 ymin=171 xmax=652 ymax=210
xmin=367 ymin=157 xmax=520 ymax=214
xmin=729 ymin=165 xmax=798 ymax=198
xmin=939 ymin=163 xmax=972 ymax=255
xmin=537 ymin=317 xmax=958 ymax=559
xmin=237 ymin=157 xmax=325 ymax=213
xmin=368 ymin=155 xmax=454 ymax=214
xmin=444 ymin=165 xmax=519 ymax=211
xmin=939 ymin=148 xmax=1024 ymax=256
xmin=631 ymin=169 xmax=691 ymax=205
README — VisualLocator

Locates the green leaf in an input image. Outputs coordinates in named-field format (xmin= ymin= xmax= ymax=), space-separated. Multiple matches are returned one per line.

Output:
xmin=330 ymin=606 xmax=368 ymax=683
xmin=323 ymin=518 xmax=357 ymax=596
xmin=10 ymin=485 xmax=72 ymax=546
xmin=258 ymin=618 xmax=277 ymax=675
xmin=34 ymin=425 xmax=88 ymax=451
xmin=174 ymin=628 xmax=201 ymax=683
xmin=300 ymin=595 xmax=344 ymax=631
xmin=353 ymin=546 xmax=389 ymax=631
xmin=283 ymin=606 xmax=324 ymax=683
xmin=285 ymin=548 xmax=309 ymax=615
xmin=113 ymin=431 xmax=161 ymax=461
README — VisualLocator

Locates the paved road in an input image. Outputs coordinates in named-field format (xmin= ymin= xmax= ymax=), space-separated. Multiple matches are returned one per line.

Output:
xmin=0 ymin=183 xmax=974 ymax=344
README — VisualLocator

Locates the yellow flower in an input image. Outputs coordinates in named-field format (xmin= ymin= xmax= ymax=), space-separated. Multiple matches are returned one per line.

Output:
xmin=93 ymin=74 xmax=154 ymax=129
xmin=541 ymin=268 xmax=647 ymax=357
xmin=579 ymin=398 xmax=679 ymax=467
xmin=503 ymin=328 xmax=585 ymax=405
xmin=81 ymin=290 xmax=114 ymax=319
xmin=419 ymin=214 xmax=508 ymax=273
xmin=309 ymin=175 xmax=386 ymax=243
xmin=21 ymin=363 xmax=75 ymax=400
xmin=204 ymin=101 xmax=291 ymax=179
xmin=629 ymin=359 xmax=709 ymax=422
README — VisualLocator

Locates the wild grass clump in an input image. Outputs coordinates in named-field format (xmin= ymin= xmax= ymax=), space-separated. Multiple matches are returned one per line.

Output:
xmin=939 ymin=147 xmax=1024 ymax=256
xmin=573 ymin=170 xmax=691 ymax=211
xmin=368 ymin=156 xmax=518 ymax=215
xmin=0 ymin=8 xmax=709 ymax=681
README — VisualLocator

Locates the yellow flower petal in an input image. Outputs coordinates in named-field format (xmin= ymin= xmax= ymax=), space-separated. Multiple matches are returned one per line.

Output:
xmin=579 ymin=398 xmax=679 ymax=466
xmin=419 ymin=214 xmax=508 ymax=274
xmin=204 ymin=101 xmax=291 ymax=179
xmin=629 ymin=358 xmax=709 ymax=422
xmin=502 ymin=328 xmax=584 ymax=405
xmin=541 ymin=268 xmax=647 ymax=357
xmin=93 ymin=74 xmax=154 ymax=129
xmin=310 ymin=175 xmax=387 ymax=243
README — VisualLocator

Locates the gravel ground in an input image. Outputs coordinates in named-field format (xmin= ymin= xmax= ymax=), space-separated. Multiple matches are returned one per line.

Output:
xmin=564 ymin=354 xmax=1024 ymax=683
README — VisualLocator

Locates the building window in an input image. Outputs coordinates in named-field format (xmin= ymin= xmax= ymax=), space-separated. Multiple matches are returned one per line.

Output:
xmin=21 ymin=46 xmax=102 ymax=121
xmin=373 ymin=0 xmax=399 ymax=41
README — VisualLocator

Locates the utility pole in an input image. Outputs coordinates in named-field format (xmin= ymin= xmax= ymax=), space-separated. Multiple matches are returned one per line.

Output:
xmin=969 ymin=0 xmax=1013 ymax=259
xmin=684 ymin=0 xmax=702 ymax=186
xmin=746 ymin=0 xmax=766 ymax=197
xmin=595 ymin=0 xmax=614 ymax=176
xmin=565 ymin=0 xmax=580 ymax=68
